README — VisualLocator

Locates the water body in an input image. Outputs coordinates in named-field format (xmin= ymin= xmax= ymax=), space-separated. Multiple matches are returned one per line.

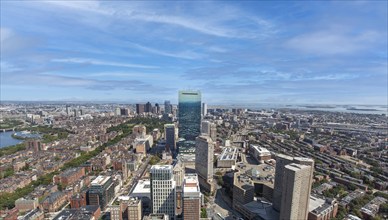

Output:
xmin=0 ymin=131 xmax=23 ymax=148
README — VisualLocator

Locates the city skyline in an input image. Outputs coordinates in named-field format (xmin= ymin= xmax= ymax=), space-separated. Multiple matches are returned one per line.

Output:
xmin=1 ymin=1 xmax=387 ymax=105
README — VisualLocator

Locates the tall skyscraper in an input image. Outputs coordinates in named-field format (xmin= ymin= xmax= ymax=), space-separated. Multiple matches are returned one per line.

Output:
xmin=279 ymin=164 xmax=312 ymax=220
xmin=178 ymin=90 xmax=201 ymax=141
xmin=201 ymin=121 xmax=211 ymax=136
xmin=202 ymin=103 xmax=207 ymax=116
xmin=164 ymin=124 xmax=176 ymax=152
xmin=164 ymin=101 xmax=172 ymax=114
xmin=273 ymin=154 xmax=294 ymax=212
xmin=195 ymin=136 xmax=214 ymax=181
xmin=145 ymin=102 xmax=152 ymax=113
xmin=150 ymin=165 xmax=176 ymax=220
xmin=66 ymin=105 xmax=71 ymax=116
xmin=273 ymin=155 xmax=314 ymax=217
xmin=155 ymin=103 xmax=160 ymax=114
xmin=136 ymin=104 xmax=145 ymax=114
xmin=183 ymin=174 xmax=201 ymax=220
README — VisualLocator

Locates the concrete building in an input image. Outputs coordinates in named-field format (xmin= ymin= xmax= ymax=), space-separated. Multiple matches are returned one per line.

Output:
xmin=164 ymin=124 xmax=176 ymax=152
xmin=136 ymin=104 xmax=145 ymax=115
xmin=250 ymin=145 xmax=272 ymax=163
xmin=143 ymin=214 xmax=169 ymax=220
xmin=233 ymin=172 xmax=255 ymax=214
xmin=88 ymin=176 xmax=115 ymax=210
xmin=150 ymin=165 xmax=176 ymax=220
xmin=308 ymin=196 xmax=338 ymax=220
xmin=201 ymin=120 xmax=211 ymax=135
xmin=164 ymin=101 xmax=172 ymax=114
xmin=210 ymin=123 xmax=217 ymax=141
xmin=217 ymin=147 xmax=238 ymax=168
xmin=110 ymin=205 xmax=122 ymax=220
xmin=15 ymin=198 xmax=39 ymax=212
xmin=173 ymin=161 xmax=185 ymax=213
xmin=195 ymin=136 xmax=214 ymax=181
xmin=279 ymin=163 xmax=313 ymax=220
xmin=273 ymin=155 xmax=314 ymax=213
xmin=183 ymin=174 xmax=201 ymax=220
xmin=133 ymin=125 xmax=147 ymax=137
xmin=202 ymin=103 xmax=207 ymax=116
xmin=126 ymin=197 xmax=142 ymax=220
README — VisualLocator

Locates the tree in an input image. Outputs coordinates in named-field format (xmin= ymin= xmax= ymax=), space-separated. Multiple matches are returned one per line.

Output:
xmin=201 ymin=208 xmax=207 ymax=218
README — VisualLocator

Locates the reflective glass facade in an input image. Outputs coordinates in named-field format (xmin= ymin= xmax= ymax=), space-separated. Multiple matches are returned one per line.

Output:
xmin=178 ymin=90 xmax=201 ymax=141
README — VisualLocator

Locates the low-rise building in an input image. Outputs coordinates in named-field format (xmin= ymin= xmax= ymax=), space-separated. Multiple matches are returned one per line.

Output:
xmin=250 ymin=145 xmax=271 ymax=163
xmin=15 ymin=197 xmax=39 ymax=212
xmin=217 ymin=147 xmax=238 ymax=168
xmin=42 ymin=191 xmax=67 ymax=212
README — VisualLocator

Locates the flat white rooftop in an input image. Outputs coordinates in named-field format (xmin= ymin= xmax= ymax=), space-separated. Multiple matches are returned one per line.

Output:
xmin=132 ymin=179 xmax=151 ymax=194
xmin=91 ymin=176 xmax=110 ymax=186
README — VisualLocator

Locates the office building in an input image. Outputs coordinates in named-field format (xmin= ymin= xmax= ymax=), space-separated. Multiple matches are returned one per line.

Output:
xmin=110 ymin=205 xmax=121 ymax=220
xmin=273 ymin=155 xmax=314 ymax=213
xmin=233 ymin=172 xmax=255 ymax=213
xmin=210 ymin=123 xmax=217 ymax=141
xmin=145 ymin=102 xmax=153 ymax=113
xmin=155 ymin=103 xmax=160 ymax=114
xmin=88 ymin=176 xmax=115 ymax=210
xmin=250 ymin=145 xmax=272 ymax=163
xmin=66 ymin=105 xmax=71 ymax=116
xmin=150 ymin=165 xmax=176 ymax=220
xmin=202 ymin=103 xmax=207 ymax=116
xmin=279 ymin=163 xmax=312 ymax=220
xmin=115 ymin=107 xmax=121 ymax=116
xmin=164 ymin=124 xmax=176 ymax=152
xmin=178 ymin=90 xmax=201 ymax=141
xmin=133 ymin=125 xmax=147 ymax=137
xmin=201 ymin=120 xmax=211 ymax=135
xmin=273 ymin=154 xmax=294 ymax=212
xmin=195 ymin=136 xmax=214 ymax=181
xmin=183 ymin=174 xmax=201 ymax=220
xmin=126 ymin=197 xmax=142 ymax=220
xmin=136 ymin=104 xmax=145 ymax=115
xmin=164 ymin=101 xmax=172 ymax=114
xmin=173 ymin=161 xmax=185 ymax=213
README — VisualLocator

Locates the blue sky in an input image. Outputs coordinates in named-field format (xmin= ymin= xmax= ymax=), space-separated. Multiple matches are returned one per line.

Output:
xmin=1 ymin=1 xmax=387 ymax=105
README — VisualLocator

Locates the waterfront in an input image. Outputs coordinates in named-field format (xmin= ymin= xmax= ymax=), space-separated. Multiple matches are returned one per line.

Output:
xmin=0 ymin=131 xmax=23 ymax=148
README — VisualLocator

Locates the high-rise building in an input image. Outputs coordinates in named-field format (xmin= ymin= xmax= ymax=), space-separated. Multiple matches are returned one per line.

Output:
xmin=202 ymin=103 xmax=207 ymax=116
xmin=66 ymin=105 xmax=71 ymax=116
xmin=74 ymin=109 xmax=79 ymax=117
xmin=201 ymin=121 xmax=211 ymax=136
xmin=273 ymin=155 xmax=314 ymax=216
xmin=273 ymin=154 xmax=294 ymax=212
xmin=164 ymin=101 xmax=172 ymax=114
xmin=155 ymin=103 xmax=160 ymax=114
xmin=210 ymin=123 xmax=217 ymax=141
xmin=178 ymin=90 xmax=201 ymax=141
xmin=145 ymin=102 xmax=152 ymax=113
xmin=195 ymin=136 xmax=214 ymax=181
xmin=88 ymin=176 xmax=115 ymax=210
xmin=183 ymin=174 xmax=201 ymax=220
xmin=164 ymin=124 xmax=176 ymax=152
xmin=173 ymin=161 xmax=185 ymax=213
xmin=115 ymin=107 xmax=121 ymax=116
xmin=279 ymin=163 xmax=312 ymax=220
xmin=136 ymin=104 xmax=145 ymax=115
xmin=150 ymin=165 xmax=176 ymax=220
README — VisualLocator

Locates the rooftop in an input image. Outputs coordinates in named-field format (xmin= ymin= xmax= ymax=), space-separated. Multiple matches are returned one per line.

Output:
xmin=91 ymin=176 xmax=110 ymax=186
xmin=219 ymin=147 xmax=238 ymax=161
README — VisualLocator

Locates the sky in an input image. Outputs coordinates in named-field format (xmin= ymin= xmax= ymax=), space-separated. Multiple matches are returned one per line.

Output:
xmin=1 ymin=1 xmax=387 ymax=105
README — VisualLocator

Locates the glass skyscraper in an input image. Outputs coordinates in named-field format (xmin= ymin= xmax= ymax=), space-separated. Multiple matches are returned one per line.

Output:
xmin=178 ymin=90 xmax=201 ymax=142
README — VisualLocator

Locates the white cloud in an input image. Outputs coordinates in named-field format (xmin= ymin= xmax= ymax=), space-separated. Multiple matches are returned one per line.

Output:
xmin=51 ymin=58 xmax=158 ymax=69
xmin=128 ymin=43 xmax=204 ymax=60
xmin=285 ymin=30 xmax=381 ymax=55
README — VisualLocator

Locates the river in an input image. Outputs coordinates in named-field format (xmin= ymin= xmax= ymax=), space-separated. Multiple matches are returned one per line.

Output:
xmin=0 ymin=131 xmax=23 ymax=148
